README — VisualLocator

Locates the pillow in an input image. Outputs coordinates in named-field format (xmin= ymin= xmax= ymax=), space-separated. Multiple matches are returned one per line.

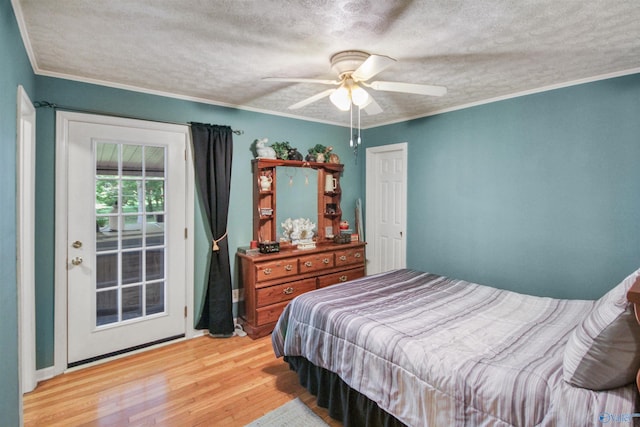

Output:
xmin=563 ymin=268 xmax=640 ymax=390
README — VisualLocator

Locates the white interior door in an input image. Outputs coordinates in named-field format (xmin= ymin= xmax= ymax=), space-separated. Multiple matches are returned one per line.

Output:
xmin=365 ymin=143 xmax=408 ymax=275
xmin=64 ymin=113 xmax=188 ymax=366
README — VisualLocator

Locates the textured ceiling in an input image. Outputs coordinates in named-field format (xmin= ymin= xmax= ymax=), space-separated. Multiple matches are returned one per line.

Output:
xmin=14 ymin=0 xmax=640 ymax=128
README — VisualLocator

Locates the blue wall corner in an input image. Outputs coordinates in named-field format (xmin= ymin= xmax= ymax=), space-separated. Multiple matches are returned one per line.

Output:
xmin=363 ymin=74 xmax=640 ymax=299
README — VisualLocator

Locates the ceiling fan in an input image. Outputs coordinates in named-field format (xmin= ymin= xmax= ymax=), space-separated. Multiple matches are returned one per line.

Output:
xmin=264 ymin=50 xmax=447 ymax=115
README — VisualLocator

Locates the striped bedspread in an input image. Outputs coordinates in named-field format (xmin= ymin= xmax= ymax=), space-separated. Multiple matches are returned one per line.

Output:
xmin=272 ymin=269 xmax=638 ymax=426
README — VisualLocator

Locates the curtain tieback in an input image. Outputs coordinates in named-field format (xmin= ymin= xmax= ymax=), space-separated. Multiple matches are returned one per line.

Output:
xmin=212 ymin=230 xmax=229 ymax=252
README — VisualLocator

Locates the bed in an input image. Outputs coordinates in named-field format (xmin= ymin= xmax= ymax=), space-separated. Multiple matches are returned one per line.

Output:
xmin=272 ymin=269 xmax=640 ymax=426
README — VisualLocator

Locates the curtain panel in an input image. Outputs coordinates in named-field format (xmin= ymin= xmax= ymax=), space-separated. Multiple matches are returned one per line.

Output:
xmin=190 ymin=123 xmax=234 ymax=337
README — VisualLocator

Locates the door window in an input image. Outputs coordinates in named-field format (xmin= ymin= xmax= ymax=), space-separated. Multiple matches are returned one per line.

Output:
xmin=95 ymin=142 xmax=167 ymax=327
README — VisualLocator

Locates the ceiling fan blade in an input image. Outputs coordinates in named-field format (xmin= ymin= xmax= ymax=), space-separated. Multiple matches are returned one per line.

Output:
xmin=352 ymin=54 xmax=396 ymax=82
xmin=288 ymin=88 xmax=335 ymax=110
xmin=362 ymin=96 xmax=383 ymax=115
xmin=368 ymin=80 xmax=447 ymax=96
xmin=263 ymin=77 xmax=340 ymax=85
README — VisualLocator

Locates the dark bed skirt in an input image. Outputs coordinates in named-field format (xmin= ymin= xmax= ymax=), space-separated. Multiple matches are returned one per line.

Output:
xmin=284 ymin=356 xmax=406 ymax=427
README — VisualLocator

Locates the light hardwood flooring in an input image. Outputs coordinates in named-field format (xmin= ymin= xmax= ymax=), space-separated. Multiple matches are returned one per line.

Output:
xmin=23 ymin=335 xmax=342 ymax=426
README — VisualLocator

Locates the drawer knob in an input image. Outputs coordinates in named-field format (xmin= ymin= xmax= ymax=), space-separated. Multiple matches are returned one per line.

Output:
xmin=284 ymin=264 xmax=293 ymax=271
xmin=283 ymin=287 xmax=294 ymax=295
xmin=304 ymin=261 xmax=313 ymax=267
xmin=263 ymin=268 xmax=272 ymax=275
xmin=322 ymin=258 xmax=330 ymax=264
xmin=339 ymin=275 xmax=348 ymax=282
xmin=354 ymin=252 xmax=362 ymax=258
xmin=339 ymin=255 xmax=347 ymax=261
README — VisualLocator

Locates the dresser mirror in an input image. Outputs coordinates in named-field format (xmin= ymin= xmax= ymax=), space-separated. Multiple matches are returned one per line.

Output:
xmin=253 ymin=158 xmax=343 ymax=243
xmin=275 ymin=166 xmax=318 ymax=241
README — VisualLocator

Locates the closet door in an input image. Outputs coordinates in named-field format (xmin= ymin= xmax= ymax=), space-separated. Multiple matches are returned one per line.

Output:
xmin=366 ymin=142 xmax=407 ymax=274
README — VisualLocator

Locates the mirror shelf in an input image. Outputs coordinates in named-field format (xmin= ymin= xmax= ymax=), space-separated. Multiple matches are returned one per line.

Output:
xmin=253 ymin=158 xmax=343 ymax=171
xmin=252 ymin=158 xmax=344 ymax=245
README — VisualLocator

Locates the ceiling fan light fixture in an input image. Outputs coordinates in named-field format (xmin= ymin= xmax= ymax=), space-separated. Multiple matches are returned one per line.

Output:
xmin=350 ymin=84 xmax=369 ymax=107
xmin=330 ymin=85 xmax=351 ymax=111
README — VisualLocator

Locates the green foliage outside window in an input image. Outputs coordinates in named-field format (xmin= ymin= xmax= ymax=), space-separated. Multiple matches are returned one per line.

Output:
xmin=95 ymin=179 xmax=165 ymax=227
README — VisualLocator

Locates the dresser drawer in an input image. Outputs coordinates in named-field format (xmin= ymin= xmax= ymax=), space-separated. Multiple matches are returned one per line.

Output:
xmin=255 ymin=300 xmax=290 ymax=326
xmin=299 ymin=253 xmax=334 ymax=273
xmin=334 ymin=248 xmax=365 ymax=267
xmin=317 ymin=267 xmax=365 ymax=289
xmin=255 ymin=258 xmax=298 ymax=282
xmin=256 ymin=278 xmax=316 ymax=308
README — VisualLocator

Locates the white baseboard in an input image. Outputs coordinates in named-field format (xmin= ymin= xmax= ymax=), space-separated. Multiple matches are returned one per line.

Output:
xmin=35 ymin=366 xmax=56 ymax=383
xmin=36 ymin=330 xmax=207 ymax=381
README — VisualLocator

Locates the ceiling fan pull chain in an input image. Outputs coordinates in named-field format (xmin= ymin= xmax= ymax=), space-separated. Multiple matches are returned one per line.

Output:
xmin=349 ymin=102 xmax=354 ymax=147
xmin=357 ymin=106 xmax=362 ymax=145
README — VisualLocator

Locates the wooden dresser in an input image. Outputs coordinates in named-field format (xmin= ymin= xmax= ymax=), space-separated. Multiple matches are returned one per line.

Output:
xmin=238 ymin=242 xmax=365 ymax=338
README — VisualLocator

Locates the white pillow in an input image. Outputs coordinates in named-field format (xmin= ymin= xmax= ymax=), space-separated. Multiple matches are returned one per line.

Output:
xmin=563 ymin=269 xmax=640 ymax=390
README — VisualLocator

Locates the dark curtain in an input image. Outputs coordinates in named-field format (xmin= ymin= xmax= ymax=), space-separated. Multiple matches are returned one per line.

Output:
xmin=191 ymin=123 xmax=234 ymax=337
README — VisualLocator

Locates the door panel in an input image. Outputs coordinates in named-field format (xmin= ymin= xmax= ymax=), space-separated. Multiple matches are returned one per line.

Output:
xmin=366 ymin=143 xmax=408 ymax=275
xmin=66 ymin=117 xmax=187 ymax=365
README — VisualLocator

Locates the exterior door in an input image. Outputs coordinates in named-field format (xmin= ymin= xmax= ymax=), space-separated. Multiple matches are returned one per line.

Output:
xmin=365 ymin=143 xmax=408 ymax=275
xmin=64 ymin=113 xmax=188 ymax=366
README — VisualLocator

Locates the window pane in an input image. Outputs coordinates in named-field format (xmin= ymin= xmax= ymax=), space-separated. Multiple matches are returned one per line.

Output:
xmin=96 ymin=142 xmax=119 ymax=177
xmin=96 ymin=289 xmax=118 ymax=326
xmin=145 ymin=146 xmax=165 ymax=178
xmin=122 ymin=215 xmax=143 ymax=249
xmin=122 ymin=144 xmax=143 ymax=178
xmin=96 ymin=222 xmax=118 ymax=251
xmin=122 ymin=251 xmax=142 ymax=284
xmin=95 ymin=179 xmax=118 ymax=215
xmin=146 ymin=282 xmax=165 ymax=315
xmin=122 ymin=286 xmax=142 ymax=320
xmin=146 ymin=249 xmax=164 ymax=280
xmin=145 ymin=179 xmax=165 ymax=213
xmin=146 ymin=219 xmax=165 ymax=246
xmin=121 ymin=180 xmax=142 ymax=212
xmin=96 ymin=253 xmax=118 ymax=289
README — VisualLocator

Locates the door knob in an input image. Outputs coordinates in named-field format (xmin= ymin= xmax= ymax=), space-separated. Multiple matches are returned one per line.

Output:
xmin=71 ymin=256 xmax=83 ymax=266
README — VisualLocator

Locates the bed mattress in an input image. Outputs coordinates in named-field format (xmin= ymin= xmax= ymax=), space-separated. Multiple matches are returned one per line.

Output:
xmin=272 ymin=269 xmax=638 ymax=426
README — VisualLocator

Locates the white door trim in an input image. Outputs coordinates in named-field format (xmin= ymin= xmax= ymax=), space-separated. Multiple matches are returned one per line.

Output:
xmin=54 ymin=111 xmax=196 ymax=376
xmin=365 ymin=142 xmax=408 ymax=274
xmin=16 ymin=86 xmax=37 ymax=409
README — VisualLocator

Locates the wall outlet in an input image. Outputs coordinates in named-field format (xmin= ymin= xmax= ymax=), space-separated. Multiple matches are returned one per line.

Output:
xmin=232 ymin=288 xmax=243 ymax=302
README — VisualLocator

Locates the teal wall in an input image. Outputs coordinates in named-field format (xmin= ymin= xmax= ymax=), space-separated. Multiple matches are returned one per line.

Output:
xmin=34 ymin=76 xmax=359 ymax=369
xmin=363 ymin=74 xmax=640 ymax=299
xmin=0 ymin=0 xmax=36 ymax=425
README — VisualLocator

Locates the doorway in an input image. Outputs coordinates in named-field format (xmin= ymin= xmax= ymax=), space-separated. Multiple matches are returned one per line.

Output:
xmin=17 ymin=86 xmax=37 ymax=399
xmin=365 ymin=142 xmax=408 ymax=275
xmin=55 ymin=112 xmax=193 ymax=370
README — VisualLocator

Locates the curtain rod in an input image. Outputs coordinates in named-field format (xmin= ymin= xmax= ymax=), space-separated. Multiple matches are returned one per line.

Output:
xmin=33 ymin=101 xmax=245 ymax=135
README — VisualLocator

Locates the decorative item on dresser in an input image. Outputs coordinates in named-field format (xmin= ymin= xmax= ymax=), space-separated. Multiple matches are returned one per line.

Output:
xmin=238 ymin=242 xmax=365 ymax=338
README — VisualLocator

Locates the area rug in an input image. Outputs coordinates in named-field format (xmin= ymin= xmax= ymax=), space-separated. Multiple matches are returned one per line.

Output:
xmin=244 ymin=397 xmax=329 ymax=427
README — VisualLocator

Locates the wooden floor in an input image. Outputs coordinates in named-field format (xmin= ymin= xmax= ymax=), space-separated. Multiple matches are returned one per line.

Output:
xmin=23 ymin=335 xmax=342 ymax=426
